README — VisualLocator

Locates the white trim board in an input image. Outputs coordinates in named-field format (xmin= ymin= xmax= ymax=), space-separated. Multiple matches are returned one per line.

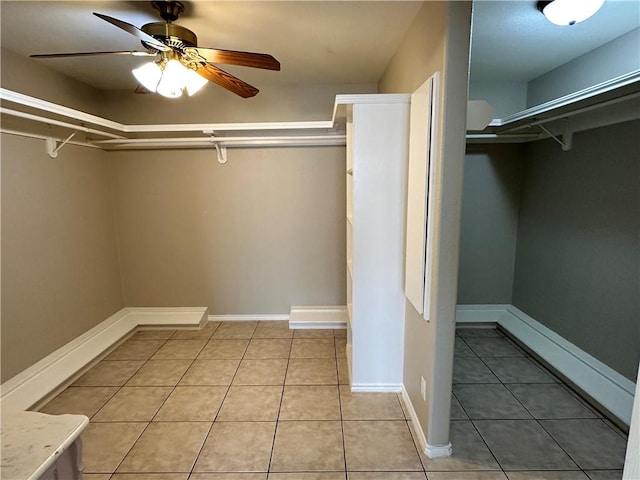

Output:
xmin=289 ymin=306 xmax=348 ymax=329
xmin=456 ymin=304 xmax=636 ymax=426
xmin=351 ymin=384 xmax=402 ymax=393
xmin=400 ymin=385 xmax=452 ymax=458
xmin=0 ymin=306 xmax=207 ymax=413
xmin=209 ymin=314 xmax=289 ymax=322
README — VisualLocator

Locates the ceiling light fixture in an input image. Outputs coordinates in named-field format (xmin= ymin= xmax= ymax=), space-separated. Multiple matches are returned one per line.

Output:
xmin=132 ymin=57 xmax=207 ymax=98
xmin=537 ymin=0 xmax=605 ymax=26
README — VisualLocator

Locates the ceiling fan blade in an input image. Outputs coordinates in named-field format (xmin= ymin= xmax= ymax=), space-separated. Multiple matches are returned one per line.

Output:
xmin=193 ymin=48 xmax=280 ymax=71
xmin=195 ymin=63 xmax=259 ymax=98
xmin=93 ymin=12 xmax=170 ymax=52
xmin=31 ymin=51 xmax=158 ymax=59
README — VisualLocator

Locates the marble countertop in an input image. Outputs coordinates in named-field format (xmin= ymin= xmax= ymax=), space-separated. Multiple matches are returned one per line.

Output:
xmin=1 ymin=410 xmax=88 ymax=480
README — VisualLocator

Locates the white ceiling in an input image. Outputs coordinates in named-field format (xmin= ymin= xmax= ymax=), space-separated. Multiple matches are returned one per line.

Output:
xmin=470 ymin=0 xmax=640 ymax=82
xmin=1 ymin=1 xmax=638 ymax=92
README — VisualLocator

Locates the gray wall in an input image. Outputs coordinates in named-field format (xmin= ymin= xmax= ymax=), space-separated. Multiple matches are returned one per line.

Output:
xmin=380 ymin=0 xmax=472 ymax=448
xmin=468 ymin=80 xmax=527 ymax=120
xmin=513 ymin=119 xmax=640 ymax=381
xmin=527 ymin=28 xmax=640 ymax=108
xmin=458 ymin=145 xmax=523 ymax=304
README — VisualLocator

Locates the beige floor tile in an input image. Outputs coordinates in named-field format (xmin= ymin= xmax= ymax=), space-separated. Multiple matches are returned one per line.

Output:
xmin=83 ymin=475 xmax=113 ymax=480
xmin=171 ymin=321 xmax=221 ymax=340
xmin=194 ymin=421 xmax=275 ymax=472
xmin=117 ymin=422 xmax=211 ymax=473
xmin=152 ymin=339 xmax=208 ymax=360
xmin=111 ymin=475 xmax=188 ymax=480
xmin=105 ymin=339 xmax=166 ymax=361
xmin=290 ymin=338 xmax=336 ymax=358
xmin=126 ymin=360 xmax=192 ymax=386
xmin=270 ymin=421 xmax=344 ymax=472
xmin=333 ymin=329 xmax=347 ymax=338
xmin=191 ymin=474 xmax=267 ymax=480
xmin=337 ymin=357 xmax=350 ymax=385
xmin=93 ymin=386 xmax=173 ymax=422
xmin=253 ymin=321 xmax=294 ymax=339
xmin=233 ymin=359 xmax=288 ymax=385
xmin=213 ymin=322 xmax=258 ymax=339
xmin=397 ymin=394 xmax=411 ymax=420
xmin=154 ymin=386 xmax=228 ymax=421
xmin=279 ymin=385 xmax=341 ymax=420
xmin=199 ymin=339 xmax=250 ymax=359
xmin=343 ymin=421 xmax=422 ymax=472
xmin=132 ymin=330 xmax=176 ymax=340
xmin=217 ymin=385 xmax=283 ymax=421
xmin=506 ymin=472 xmax=589 ymax=480
xmin=38 ymin=386 xmax=118 ymax=418
xmin=335 ymin=338 xmax=347 ymax=358
xmin=348 ymin=473 xmax=426 ymax=480
xmin=82 ymin=422 xmax=147 ymax=473
xmin=244 ymin=339 xmax=292 ymax=359
xmin=285 ymin=358 xmax=337 ymax=385
xmin=339 ymin=387 xmax=405 ymax=420
xmin=293 ymin=329 xmax=334 ymax=338
xmin=74 ymin=361 xmax=144 ymax=387
xmin=271 ymin=474 xmax=346 ymax=480
xmin=180 ymin=359 xmax=240 ymax=386
xmin=427 ymin=473 xmax=507 ymax=480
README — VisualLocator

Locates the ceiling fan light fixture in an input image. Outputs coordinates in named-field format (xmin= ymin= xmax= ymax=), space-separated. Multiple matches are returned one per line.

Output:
xmin=132 ymin=61 xmax=162 ymax=92
xmin=184 ymin=68 xmax=208 ymax=96
xmin=156 ymin=59 xmax=186 ymax=98
xmin=537 ymin=0 xmax=605 ymax=26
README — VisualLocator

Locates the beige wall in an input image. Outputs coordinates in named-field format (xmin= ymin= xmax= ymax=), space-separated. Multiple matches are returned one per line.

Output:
xmin=1 ymin=135 xmax=124 ymax=382
xmin=1 ymin=49 xmax=124 ymax=382
xmin=98 ymin=83 xmax=376 ymax=124
xmin=1 ymin=47 xmax=102 ymax=113
xmin=379 ymin=1 xmax=472 ymax=449
xmin=109 ymin=146 xmax=346 ymax=314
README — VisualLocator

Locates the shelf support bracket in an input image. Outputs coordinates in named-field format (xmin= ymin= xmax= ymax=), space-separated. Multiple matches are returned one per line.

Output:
xmin=46 ymin=131 xmax=78 ymax=158
xmin=536 ymin=124 xmax=572 ymax=151
xmin=210 ymin=136 xmax=228 ymax=164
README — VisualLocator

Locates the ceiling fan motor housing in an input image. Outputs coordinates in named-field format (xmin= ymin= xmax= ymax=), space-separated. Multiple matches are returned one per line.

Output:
xmin=142 ymin=22 xmax=197 ymax=49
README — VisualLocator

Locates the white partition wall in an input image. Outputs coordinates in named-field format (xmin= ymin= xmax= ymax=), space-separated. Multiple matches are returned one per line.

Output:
xmin=339 ymin=94 xmax=410 ymax=391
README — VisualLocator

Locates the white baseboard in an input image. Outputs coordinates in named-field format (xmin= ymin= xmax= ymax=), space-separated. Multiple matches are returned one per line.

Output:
xmin=209 ymin=314 xmax=289 ymax=322
xmin=401 ymin=386 xmax=428 ymax=456
xmin=288 ymin=305 xmax=348 ymax=329
xmin=456 ymin=304 xmax=636 ymax=426
xmin=0 ymin=306 xmax=207 ymax=413
xmin=351 ymin=383 xmax=402 ymax=393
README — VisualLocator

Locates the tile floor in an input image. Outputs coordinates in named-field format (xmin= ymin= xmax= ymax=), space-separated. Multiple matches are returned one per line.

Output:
xmin=36 ymin=321 xmax=629 ymax=480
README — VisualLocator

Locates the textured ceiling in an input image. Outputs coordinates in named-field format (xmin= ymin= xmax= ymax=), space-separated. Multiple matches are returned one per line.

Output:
xmin=0 ymin=1 xmax=638 ymax=92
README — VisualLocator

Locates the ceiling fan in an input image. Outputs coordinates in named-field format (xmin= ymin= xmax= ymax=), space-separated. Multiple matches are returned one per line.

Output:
xmin=30 ymin=1 xmax=280 ymax=98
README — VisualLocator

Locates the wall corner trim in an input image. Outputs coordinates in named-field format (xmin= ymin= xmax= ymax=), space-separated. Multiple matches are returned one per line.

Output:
xmin=456 ymin=304 xmax=636 ymax=426
xmin=288 ymin=305 xmax=348 ymax=329
xmin=0 ymin=306 xmax=208 ymax=413
xmin=424 ymin=442 xmax=453 ymax=458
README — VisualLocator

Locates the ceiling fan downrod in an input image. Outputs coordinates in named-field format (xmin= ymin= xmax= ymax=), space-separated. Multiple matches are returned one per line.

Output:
xmin=151 ymin=1 xmax=184 ymax=23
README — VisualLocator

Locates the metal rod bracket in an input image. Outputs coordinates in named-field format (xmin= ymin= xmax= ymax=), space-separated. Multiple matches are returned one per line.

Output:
xmin=536 ymin=124 xmax=572 ymax=151
xmin=46 ymin=131 xmax=78 ymax=158
xmin=211 ymin=136 xmax=228 ymax=164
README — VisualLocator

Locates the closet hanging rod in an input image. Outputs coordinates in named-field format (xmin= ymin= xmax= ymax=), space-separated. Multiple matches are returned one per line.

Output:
xmin=93 ymin=135 xmax=346 ymax=145
xmin=0 ymin=107 xmax=125 ymax=139
xmin=0 ymin=128 xmax=101 ymax=149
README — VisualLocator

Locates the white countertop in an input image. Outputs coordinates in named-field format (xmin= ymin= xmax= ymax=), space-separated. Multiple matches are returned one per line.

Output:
xmin=1 ymin=410 xmax=88 ymax=480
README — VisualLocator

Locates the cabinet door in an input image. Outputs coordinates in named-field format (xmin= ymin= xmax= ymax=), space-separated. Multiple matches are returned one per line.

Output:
xmin=405 ymin=73 xmax=439 ymax=319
